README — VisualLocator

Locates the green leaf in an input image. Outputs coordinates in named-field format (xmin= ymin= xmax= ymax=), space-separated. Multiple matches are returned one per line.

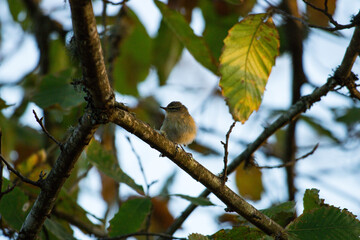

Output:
xmin=189 ymin=233 xmax=210 ymax=240
xmin=211 ymin=226 xmax=265 ymax=240
xmin=303 ymin=188 xmax=323 ymax=213
xmin=199 ymin=0 xmax=240 ymax=60
xmin=56 ymin=189 xmax=103 ymax=232
xmin=113 ymin=7 xmax=152 ymax=96
xmin=287 ymin=206 xmax=360 ymax=240
xmin=155 ymin=0 xmax=218 ymax=75
xmin=49 ymin=39 xmax=70 ymax=74
xmin=152 ymin=19 xmax=184 ymax=85
xmin=172 ymin=194 xmax=214 ymax=206
xmin=0 ymin=178 xmax=30 ymax=231
xmin=108 ymin=198 xmax=152 ymax=236
xmin=261 ymin=201 xmax=295 ymax=227
xmin=333 ymin=107 xmax=360 ymax=126
xmin=300 ymin=116 xmax=340 ymax=143
xmin=44 ymin=219 xmax=77 ymax=240
xmin=219 ymin=13 xmax=280 ymax=123
xmin=87 ymin=140 xmax=144 ymax=195
xmin=32 ymin=69 xmax=84 ymax=110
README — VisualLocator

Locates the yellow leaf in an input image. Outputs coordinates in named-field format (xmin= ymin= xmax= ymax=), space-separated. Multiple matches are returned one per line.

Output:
xmin=220 ymin=14 xmax=280 ymax=123
xmin=16 ymin=149 xmax=49 ymax=181
xmin=235 ymin=162 xmax=263 ymax=201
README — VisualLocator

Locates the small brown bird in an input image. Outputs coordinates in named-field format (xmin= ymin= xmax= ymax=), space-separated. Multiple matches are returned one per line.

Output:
xmin=160 ymin=101 xmax=197 ymax=146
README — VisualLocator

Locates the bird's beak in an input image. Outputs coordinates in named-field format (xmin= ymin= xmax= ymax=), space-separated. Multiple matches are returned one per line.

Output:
xmin=160 ymin=106 xmax=166 ymax=110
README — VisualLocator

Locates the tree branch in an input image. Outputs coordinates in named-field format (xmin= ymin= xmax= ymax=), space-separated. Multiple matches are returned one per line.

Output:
xmin=17 ymin=113 xmax=99 ymax=239
xmin=110 ymin=109 xmax=288 ymax=239
xmin=52 ymin=209 xmax=107 ymax=238
xmin=0 ymin=154 xmax=43 ymax=188
xmin=220 ymin=121 xmax=236 ymax=184
xmin=69 ymin=0 xmax=115 ymax=109
xmin=33 ymin=110 xmax=62 ymax=149
xmin=161 ymin=24 xmax=360 ymax=237
xmin=258 ymin=143 xmax=319 ymax=169
xmin=17 ymin=0 xmax=115 ymax=238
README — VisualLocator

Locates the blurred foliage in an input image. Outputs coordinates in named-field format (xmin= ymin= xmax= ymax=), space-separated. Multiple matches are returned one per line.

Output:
xmin=0 ymin=0 xmax=359 ymax=239
xmin=305 ymin=0 xmax=337 ymax=27
xmin=235 ymin=161 xmax=264 ymax=201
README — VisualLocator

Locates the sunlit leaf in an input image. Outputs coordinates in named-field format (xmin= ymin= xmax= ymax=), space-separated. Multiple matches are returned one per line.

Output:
xmin=16 ymin=149 xmax=48 ymax=181
xmin=219 ymin=13 xmax=280 ymax=123
xmin=189 ymin=233 xmax=210 ymax=240
xmin=235 ymin=162 xmax=263 ymax=201
xmin=155 ymin=0 xmax=218 ymax=75
xmin=108 ymin=197 xmax=152 ymax=236
xmin=44 ymin=219 xmax=77 ymax=240
xmin=32 ymin=69 xmax=84 ymax=110
xmin=171 ymin=194 xmax=214 ymax=206
xmin=287 ymin=206 xmax=360 ymax=240
xmin=153 ymin=19 xmax=183 ymax=85
xmin=87 ymin=140 xmax=144 ymax=195
xmin=113 ymin=7 xmax=152 ymax=96
xmin=0 ymin=178 xmax=30 ymax=231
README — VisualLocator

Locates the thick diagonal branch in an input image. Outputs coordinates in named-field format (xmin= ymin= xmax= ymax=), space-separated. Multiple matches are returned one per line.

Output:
xmin=70 ymin=0 xmax=115 ymax=109
xmin=110 ymin=109 xmax=288 ymax=239
xmin=162 ymin=24 xmax=360 ymax=237
xmin=17 ymin=0 xmax=114 ymax=239
xmin=18 ymin=113 xmax=99 ymax=239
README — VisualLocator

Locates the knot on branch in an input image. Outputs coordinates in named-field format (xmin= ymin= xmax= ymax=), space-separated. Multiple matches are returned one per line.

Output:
xmin=333 ymin=70 xmax=358 ymax=87
xmin=351 ymin=10 xmax=360 ymax=26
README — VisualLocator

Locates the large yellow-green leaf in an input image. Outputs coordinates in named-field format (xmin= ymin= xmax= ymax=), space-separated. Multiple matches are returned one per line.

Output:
xmin=219 ymin=13 xmax=279 ymax=123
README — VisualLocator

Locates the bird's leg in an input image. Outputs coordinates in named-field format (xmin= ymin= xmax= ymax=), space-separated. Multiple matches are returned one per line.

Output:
xmin=178 ymin=144 xmax=193 ymax=159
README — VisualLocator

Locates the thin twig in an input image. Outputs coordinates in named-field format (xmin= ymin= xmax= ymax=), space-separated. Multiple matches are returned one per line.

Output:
xmin=220 ymin=121 xmax=236 ymax=184
xmin=0 ymin=154 xmax=43 ymax=187
xmin=265 ymin=0 xmax=356 ymax=32
xmin=32 ymin=110 xmax=62 ymax=149
xmin=303 ymin=0 xmax=339 ymax=27
xmin=126 ymin=136 xmax=153 ymax=239
xmin=99 ymin=232 xmax=187 ymax=240
xmin=258 ymin=143 xmax=319 ymax=169
xmin=126 ymin=136 xmax=150 ymax=195
xmin=52 ymin=209 xmax=106 ymax=237
xmin=0 ymin=183 xmax=17 ymax=200
xmin=67 ymin=165 xmax=93 ymax=195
